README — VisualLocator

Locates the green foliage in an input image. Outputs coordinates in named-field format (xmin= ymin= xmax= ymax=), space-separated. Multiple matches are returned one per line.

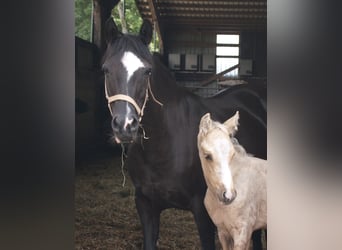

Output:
xmin=111 ymin=0 xmax=142 ymax=34
xmin=75 ymin=0 xmax=92 ymax=41
xmin=112 ymin=0 xmax=159 ymax=52
xmin=75 ymin=0 xmax=160 ymax=51
xmin=149 ymin=32 xmax=160 ymax=53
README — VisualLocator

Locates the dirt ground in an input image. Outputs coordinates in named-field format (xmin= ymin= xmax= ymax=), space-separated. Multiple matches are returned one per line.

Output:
xmin=75 ymin=148 xmax=265 ymax=250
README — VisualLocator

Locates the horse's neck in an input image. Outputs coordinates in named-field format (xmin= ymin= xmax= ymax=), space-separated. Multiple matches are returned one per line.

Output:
xmin=149 ymin=78 xmax=176 ymax=105
xmin=149 ymin=57 xmax=182 ymax=104
xmin=230 ymin=153 xmax=266 ymax=179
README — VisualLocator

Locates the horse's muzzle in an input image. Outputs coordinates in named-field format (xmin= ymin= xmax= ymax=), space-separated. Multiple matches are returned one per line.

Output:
xmin=111 ymin=113 xmax=139 ymax=144
xmin=220 ymin=189 xmax=237 ymax=205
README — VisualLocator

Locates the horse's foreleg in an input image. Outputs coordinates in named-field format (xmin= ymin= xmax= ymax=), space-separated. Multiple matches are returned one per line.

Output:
xmin=218 ymin=230 xmax=232 ymax=250
xmin=264 ymin=229 xmax=267 ymax=243
xmin=135 ymin=189 xmax=161 ymax=250
xmin=232 ymin=227 xmax=254 ymax=250
xmin=251 ymin=230 xmax=263 ymax=250
xmin=192 ymin=195 xmax=216 ymax=250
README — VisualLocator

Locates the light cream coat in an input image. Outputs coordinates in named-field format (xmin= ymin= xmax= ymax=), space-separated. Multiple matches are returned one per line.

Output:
xmin=197 ymin=112 xmax=267 ymax=250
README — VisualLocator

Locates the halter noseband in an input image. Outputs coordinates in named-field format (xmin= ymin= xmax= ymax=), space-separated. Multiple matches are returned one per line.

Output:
xmin=105 ymin=77 xmax=162 ymax=121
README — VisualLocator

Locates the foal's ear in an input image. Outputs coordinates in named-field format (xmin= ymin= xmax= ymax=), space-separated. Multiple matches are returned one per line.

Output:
xmin=105 ymin=17 xmax=122 ymax=44
xmin=224 ymin=111 xmax=240 ymax=135
xmin=139 ymin=19 xmax=153 ymax=45
xmin=199 ymin=113 xmax=212 ymax=135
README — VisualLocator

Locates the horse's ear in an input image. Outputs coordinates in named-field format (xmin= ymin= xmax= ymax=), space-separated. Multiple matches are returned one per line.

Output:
xmin=199 ymin=113 xmax=212 ymax=135
xmin=105 ymin=17 xmax=122 ymax=44
xmin=224 ymin=111 xmax=239 ymax=135
xmin=139 ymin=19 xmax=153 ymax=45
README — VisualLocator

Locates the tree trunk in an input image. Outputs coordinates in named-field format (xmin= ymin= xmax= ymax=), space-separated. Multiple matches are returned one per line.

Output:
xmin=117 ymin=0 xmax=128 ymax=33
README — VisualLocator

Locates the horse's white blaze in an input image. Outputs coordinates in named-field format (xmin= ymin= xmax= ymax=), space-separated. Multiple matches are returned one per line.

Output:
xmin=121 ymin=51 xmax=145 ymax=82
xmin=214 ymin=139 xmax=234 ymax=197
xmin=120 ymin=51 xmax=144 ymax=123
xmin=124 ymin=104 xmax=134 ymax=130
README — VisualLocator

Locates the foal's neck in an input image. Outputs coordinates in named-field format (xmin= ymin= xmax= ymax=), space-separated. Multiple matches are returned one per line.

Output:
xmin=229 ymin=150 xmax=248 ymax=172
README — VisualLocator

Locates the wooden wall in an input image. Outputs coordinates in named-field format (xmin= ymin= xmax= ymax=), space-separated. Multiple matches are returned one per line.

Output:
xmin=240 ymin=31 xmax=267 ymax=77
xmin=75 ymin=37 xmax=110 ymax=157
xmin=161 ymin=30 xmax=267 ymax=97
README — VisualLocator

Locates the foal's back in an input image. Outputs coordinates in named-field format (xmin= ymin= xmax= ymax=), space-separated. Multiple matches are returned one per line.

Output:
xmin=198 ymin=112 xmax=267 ymax=250
xmin=202 ymin=151 xmax=267 ymax=250
xmin=230 ymin=154 xmax=267 ymax=229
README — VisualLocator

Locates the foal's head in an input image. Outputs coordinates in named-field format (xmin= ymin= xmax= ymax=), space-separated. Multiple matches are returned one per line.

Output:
xmin=102 ymin=18 xmax=153 ymax=143
xmin=197 ymin=112 xmax=240 ymax=204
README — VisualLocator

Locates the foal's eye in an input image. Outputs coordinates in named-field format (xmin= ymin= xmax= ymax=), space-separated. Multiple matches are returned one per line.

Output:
xmin=204 ymin=154 xmax=212 ymax=161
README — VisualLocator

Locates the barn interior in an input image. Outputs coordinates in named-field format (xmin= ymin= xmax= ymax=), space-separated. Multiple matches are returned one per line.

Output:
xmin=75 ymin=1 xmax=267 ymax=248
xmin=76 ymin=0 xmax=267 ymax=157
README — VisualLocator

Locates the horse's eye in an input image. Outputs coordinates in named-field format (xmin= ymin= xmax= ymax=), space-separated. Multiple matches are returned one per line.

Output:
xmin=204 ymin=154 xmax=212 ymax=161
xmin=145 ymin=69 xmax=152 ymax=76
xmin=102 ymin=66 xmax=109 ymax=74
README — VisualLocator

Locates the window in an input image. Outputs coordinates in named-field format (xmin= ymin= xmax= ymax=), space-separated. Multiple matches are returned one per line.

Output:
xmin=216 ymin=34 xmax=240 ymax=77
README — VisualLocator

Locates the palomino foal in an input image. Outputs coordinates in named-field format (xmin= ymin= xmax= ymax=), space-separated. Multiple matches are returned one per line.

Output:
xmin=197 ymin=112 xmax=267 ymax=250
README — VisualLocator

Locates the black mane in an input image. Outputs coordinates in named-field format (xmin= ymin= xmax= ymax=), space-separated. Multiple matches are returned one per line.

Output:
xmin=102 ymin=34 xmax=152 ymax=64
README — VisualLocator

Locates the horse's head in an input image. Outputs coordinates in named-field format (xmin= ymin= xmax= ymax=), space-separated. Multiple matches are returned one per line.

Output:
xmin=102 ymin=18 xmax=153 ymax=143
xmin=197 ymin=112 xmax=240 ymax=205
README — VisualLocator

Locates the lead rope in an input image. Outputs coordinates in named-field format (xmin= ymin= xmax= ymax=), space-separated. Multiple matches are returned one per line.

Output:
xmin=120 ymin=143 xmax=126 ymax=187
xmin=147 ymin=77 xmax=163 ymax=107
xmin=105 ymin=76 xmax=163 ymax=187
xmin=139 ymin=77 xmax=163 ymax=142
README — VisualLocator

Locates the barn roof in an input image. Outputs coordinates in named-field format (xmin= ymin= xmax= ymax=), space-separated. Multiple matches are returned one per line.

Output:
xmin=135 ymin=0 xmax=266 ymax=33
xmin=135 ymin=0 xmax=266 ymax=51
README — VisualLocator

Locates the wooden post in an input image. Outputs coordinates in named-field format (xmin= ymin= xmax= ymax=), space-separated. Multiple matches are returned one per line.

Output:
xmin=92 ymin=0 xmax=102 ymax=50
xmin=199 ymin=64 xmax=240 ymax=87
xmin=92 ymin=0 xmax=119 ymax=53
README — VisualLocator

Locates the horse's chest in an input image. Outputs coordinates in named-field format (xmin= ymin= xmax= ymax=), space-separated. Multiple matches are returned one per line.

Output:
xmin=134 ymin=166 xmax=196 ymax=208
xmin=141 ymin=183 xmax=187 ymax=206
xmin=127 ymin=142 xmax=203 ymax=209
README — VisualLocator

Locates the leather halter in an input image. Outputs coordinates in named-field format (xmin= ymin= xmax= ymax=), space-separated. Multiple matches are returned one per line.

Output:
xmin=105 ymin=77 xmax=162 ymax=121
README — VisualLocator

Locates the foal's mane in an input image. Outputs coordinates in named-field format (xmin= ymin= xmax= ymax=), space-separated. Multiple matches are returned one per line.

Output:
xmin=210 ymin=121 xmax=248 ymax=157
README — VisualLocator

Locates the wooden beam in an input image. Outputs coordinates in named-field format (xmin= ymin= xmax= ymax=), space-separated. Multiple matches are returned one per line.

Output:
xmin=163 ymin=22 xmax=266 ymax=28
xmin=160 ymin=10 xmax=267 ymax=19
xmin=160 ymin=14 xmax=266 ymax=20
xmin=158 ymin=9 xmax=267 ymax=15
xmin=161 ymin=18 xmax=266 ymax=30
xmin=156 ymin=2 xmax=267 ymax=8
xmin=199 ymin=64 xmax=239 ymax=87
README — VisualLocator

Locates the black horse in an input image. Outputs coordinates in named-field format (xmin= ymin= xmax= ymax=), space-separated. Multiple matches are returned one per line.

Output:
xmin=102 ymin=18 xmax=266 ymax=250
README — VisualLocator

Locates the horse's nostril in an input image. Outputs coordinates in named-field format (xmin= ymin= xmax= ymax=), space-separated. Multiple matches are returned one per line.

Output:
xmin=131 ymin=117 xmax=138 ymax=128
xmin=223 ymin=191 xmax=230 ymax=203
xmin=112 ymin=116 xmax=122 ymax=131
xmin=222 ymin=190 xmax=236 ymax=204
xmin=113 ymin=117 xmax=118 ymax=126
